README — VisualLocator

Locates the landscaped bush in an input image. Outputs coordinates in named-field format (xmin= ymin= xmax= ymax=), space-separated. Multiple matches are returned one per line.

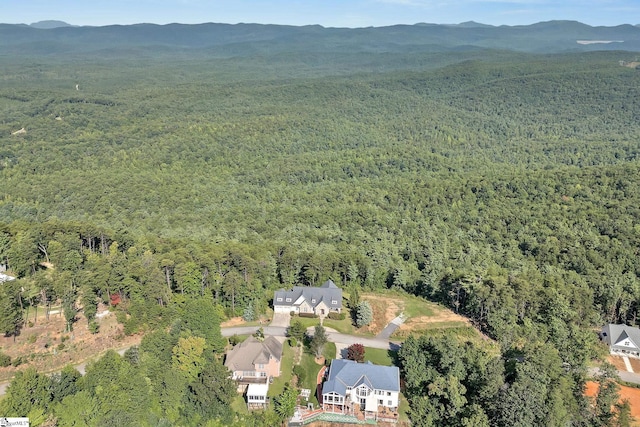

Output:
xmin=298 ymin=313 xmax=318 ymax=318
xmin=293 ymin=365 xmax=306 ymax=384
xmin=327 ymin=312 xmax=345 ymax=320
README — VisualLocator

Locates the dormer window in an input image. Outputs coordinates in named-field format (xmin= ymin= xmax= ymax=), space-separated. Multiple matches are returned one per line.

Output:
xmin=286 ymin=298 xmax=292 ymax=302
xmin=331 ymin=300 xmax=337 ymax=305
xmin=312 ymin=299 xmax=316 ymax=303
xmin=277 ymin=297 xmax=283 ymax=302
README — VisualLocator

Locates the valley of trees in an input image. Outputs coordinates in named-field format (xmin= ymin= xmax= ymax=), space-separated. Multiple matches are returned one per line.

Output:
xmin=1 ymin=26 xmax=640 ymax=425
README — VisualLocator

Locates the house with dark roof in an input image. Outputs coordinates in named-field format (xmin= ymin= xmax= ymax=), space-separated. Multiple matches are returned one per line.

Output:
xmin=273 ymin=280 xmax=342 ymax=318
xmin=321 ymin=359 xmax=400 ymax=421
xmin=224 ymin=335 xmax=283 ymax=382
xmin=601 ymin=324 xmax=640 ymax=357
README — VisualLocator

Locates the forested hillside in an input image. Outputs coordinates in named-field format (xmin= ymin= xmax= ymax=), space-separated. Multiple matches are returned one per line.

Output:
xmin=1 ymin=24 xmax=640 ymax=425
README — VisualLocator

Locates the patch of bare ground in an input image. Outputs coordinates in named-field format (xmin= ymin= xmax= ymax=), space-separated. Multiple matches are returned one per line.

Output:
xmin=220 ymin=315 xmax=271 ymax=328
xmin=608 ymin=355 xmax=640 ymax=373
xmin=586 ymin=381 xmax=640 ymax=426
xmin=220 ymin=317 xmax=247 ymax=327
xmin=400 ymin=311 xmax=470 ymax=332
xmin=0 ymin=304 xmax=141 ymax=382
xmin=356 ymin=293 xmax=474 ymax=338
xmin=358 ymin=294 xmax=402 ymax=335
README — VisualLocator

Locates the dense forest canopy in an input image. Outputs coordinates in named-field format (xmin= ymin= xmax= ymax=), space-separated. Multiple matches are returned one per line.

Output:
xmin=1 ymin=21 xmax=640 ymax=425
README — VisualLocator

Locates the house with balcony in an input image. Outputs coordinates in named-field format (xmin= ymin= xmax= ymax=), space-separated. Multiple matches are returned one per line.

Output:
xmin=321 ymin=359 xmax=400 ymax=422
xmin=273 ymin=280 xmax=342 ymax=318
xmin=224 ymin=335 xmax=283 ymax=383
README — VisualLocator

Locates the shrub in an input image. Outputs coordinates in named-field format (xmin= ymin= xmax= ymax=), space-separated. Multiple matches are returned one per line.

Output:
xmin=293 ymin=365 xmax=306 ymax=384
xmin=11 ymin=356 xmax=25 ymax=367
xmin=27 ymin=334 xmax=37 ymax=344
xmin=290 ymin=311 xmax=296 ymax=316
xmin=288 ymin=337 xmax=297 ymax=347
xmin=298 ymin=312 xmax=318 ymax=318
xmin=327 ymin=312 xmax=345 ymax=320
xmin=0 ymin=352 xmax=11 ymax=367
xmin=229 ymin=334 xmax=242 ymax=346
xmin=356 ymin=301 xmax=373 ymax=328
xmin=243 ymin=302 xmax=255 ymax=322
xmin=57 ymin=343 xmax=65 ymax=351
xmin=88 ymin=321 xmax=99 ymax=334
xmin=346 ymin=343 xmax=365 ymax=363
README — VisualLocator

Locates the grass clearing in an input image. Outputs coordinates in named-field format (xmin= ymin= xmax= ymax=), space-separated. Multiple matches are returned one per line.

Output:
xmin=297 ymin=353 xmax=323 ymax=406
xmin=231 ymin=394 xmax=250 ymax=416
xmin=363 ymin=347 xmax=395 ymax=366
xmin=268 ymin=341 xmax=294 ymax=397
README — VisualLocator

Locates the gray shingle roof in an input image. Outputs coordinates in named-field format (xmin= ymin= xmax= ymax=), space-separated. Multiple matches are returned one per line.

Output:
xmin=602 ymin=324 xmax=640 ymax=350
xmin=322 ymin=359 xmax=400 ymax=395
xmin=274 ymin=280 xmax=342 ymax=310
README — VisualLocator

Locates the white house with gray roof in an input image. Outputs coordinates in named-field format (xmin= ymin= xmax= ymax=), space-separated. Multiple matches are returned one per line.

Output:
xmin=601 ymin=324 xmax=640 ymax=358
xmin=321 ymin=359 xmax=400 ymax=419
xmin=273 ymin=280 xmax=342 ymax=318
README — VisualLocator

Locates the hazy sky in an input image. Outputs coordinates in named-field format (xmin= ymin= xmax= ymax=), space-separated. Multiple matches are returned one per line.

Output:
xmin=1 ymin=0 xmax=638 ymax=28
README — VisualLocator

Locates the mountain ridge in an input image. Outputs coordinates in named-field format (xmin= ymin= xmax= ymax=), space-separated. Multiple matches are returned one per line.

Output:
xmin=0 ymin=20 xmax=639 ymax=55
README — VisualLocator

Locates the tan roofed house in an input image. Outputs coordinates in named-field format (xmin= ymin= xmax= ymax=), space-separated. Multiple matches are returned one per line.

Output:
xmin=224 ymin=335 xmax=283 ymax=382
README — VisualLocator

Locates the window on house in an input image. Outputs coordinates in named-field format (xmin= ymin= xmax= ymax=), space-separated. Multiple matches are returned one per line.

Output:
xmin=286 ymin=298 xmax=292 ymax=302
xmin=331 ymin=300 xmax=337 ymax=305
xmin=277 ymin=297 xmax=283 ymax=302
xmin=312 ymin=299 xmax=316 ymax=303
xmin=387 ymin=392 xmax=391 ymax=396
xmin=388 ymin=400 xmax=392 ymax=406
xmin=378 ymin=399 xmax=383 ymax=405
xmin=258 ymin=364 xmax=264 ymax=369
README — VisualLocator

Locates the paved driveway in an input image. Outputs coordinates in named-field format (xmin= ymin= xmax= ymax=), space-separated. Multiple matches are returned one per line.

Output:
xmin=376 ymin=314 xmax=406 ymax=340
xmin=271 ymin=312 xmax=292 ymax=328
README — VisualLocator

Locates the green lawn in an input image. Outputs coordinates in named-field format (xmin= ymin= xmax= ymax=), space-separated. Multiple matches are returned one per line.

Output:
xmin=401 ymin=294 xmax=435 ymax=318
xmin=290 ymin=314 xmax=363 ymax=336
xmin=363 ymin=347 xmax=395 ymax=366
xmin=398 ymin=392 xmax=410 ymax=422
xmin=231 ymin=394 xmax=250 ymax=416
xmin=268 ymin=341 xmax=294 ymax=397
xmin=296 ymin=352 xmax=323 ymax=406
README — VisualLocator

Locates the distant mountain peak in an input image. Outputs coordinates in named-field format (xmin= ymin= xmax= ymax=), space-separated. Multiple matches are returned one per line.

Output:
xmin=30 ymin=20 xmax=72 ymax=29
xmin=451 ymin=21 xmax=494 ymax=28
